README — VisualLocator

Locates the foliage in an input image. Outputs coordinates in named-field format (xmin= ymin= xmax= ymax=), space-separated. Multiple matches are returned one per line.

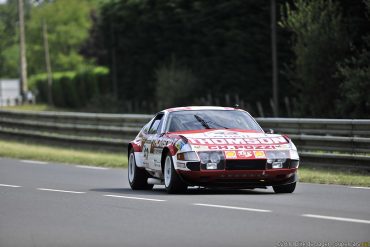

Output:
xmin=30 ymin=66 xmax=110 ymax=108
xmin=0 ymin=0 xmax=22 ymax=77
xmin=155 ymin=57 xmax=197 ymax=108
xmin=280 ymin=0 xmax=349 ymax=117
xmin=97 ymin=0 xmax=292 ymax=114
xmin=336 ymin=1 xmax=370 ymax=118
xmin=26 ymin=0 xmax=93 ymax=75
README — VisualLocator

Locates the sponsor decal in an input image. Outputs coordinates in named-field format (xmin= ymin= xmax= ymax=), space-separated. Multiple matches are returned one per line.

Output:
xmin=236 ymin=150 xmax=253 ymax=158
xmin=253 ymin=151 xmax=266 ymax=158
xmin=208 ymin=145 xmax=279 ymax=150
xmin=225 ymin=151 xmax=237 ymax=159
xmin=175 ymin=139 xmax=185 ymax=151
xmin=143 ymin=145 xmax=149 ymax=159
xmin=187 ymin=136 xmax=288 ymax=145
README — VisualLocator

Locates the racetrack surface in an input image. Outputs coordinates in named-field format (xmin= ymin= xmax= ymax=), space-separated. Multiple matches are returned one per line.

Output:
xmin=0 ymin=158 xmax=369 ymax=247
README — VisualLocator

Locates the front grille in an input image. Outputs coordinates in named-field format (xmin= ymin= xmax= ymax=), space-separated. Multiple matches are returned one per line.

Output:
xmin=226 ymin=160 xmax=267 ymax=170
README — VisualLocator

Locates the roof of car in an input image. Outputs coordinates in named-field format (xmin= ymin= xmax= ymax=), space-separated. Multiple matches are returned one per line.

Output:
xmin=164 ymin=106 xmax=237 ymax=112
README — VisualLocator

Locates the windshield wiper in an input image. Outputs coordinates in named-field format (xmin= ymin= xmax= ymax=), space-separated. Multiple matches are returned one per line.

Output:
xmin=205 ymin=120 xmax=228 ymax=129
xmin=194 ymin=115 xmax=228 ymax=129
xmin=194 ymin=115 xmax=211 ymax=129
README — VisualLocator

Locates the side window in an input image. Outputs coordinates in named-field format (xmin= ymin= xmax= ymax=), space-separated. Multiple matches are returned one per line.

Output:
xmin=148 ymin=114 xmax=164 ymax=134
xmin=141 ymin=122 xmax=151 ymax=135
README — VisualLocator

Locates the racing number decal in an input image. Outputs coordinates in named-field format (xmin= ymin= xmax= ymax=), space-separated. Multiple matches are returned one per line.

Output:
xmin=143 ymin=145 xmax=149 ymax=160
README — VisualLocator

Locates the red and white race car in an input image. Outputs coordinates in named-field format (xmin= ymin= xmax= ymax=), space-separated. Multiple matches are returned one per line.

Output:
xmin=128 ymin=106 xmax=299 ymax=194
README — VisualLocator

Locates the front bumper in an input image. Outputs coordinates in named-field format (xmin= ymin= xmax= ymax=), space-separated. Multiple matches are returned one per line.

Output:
xmin=177 ymin=167 xmax=298 ymax=188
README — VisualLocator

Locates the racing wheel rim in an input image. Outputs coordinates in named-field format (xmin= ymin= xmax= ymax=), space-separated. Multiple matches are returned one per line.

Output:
xmin=164 ymin=156 xmax=172 ymax=187
xmin=128 ymin=152 xmax=135 ymax=183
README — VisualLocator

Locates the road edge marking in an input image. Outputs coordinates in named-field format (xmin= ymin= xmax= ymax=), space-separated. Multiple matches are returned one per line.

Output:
xmin=21 ymin=160 xmax=48 ymax=165
xmin=37 ymin=188 xmax=86 ymax=194
xmin=193 ymin=203 xmax=272 ymax=213
xmin=349 ymin=186 xmax=370 ymax=190
xmin=0 ymin=184 xmax=22 ymax=188
xmin=302 ymin=214 xmax=370 ymax=224
xmin=104 ymin=194 xmax=166 ymax=202
xmin=76 ymin=165 xmax=109 ymax=170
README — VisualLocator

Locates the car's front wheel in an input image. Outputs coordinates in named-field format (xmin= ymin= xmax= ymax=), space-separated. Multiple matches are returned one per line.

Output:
xmin=128 ymin=149 xmax=153 ymax=190
xmin=273 ymin=182 xmax=296 ymax=193
xmin=164 ymin=154 xmax=187 ymax=194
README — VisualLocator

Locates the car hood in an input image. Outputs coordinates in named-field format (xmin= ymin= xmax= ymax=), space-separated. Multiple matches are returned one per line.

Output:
xmin=169 ymin=129 xmax=292 ymax=154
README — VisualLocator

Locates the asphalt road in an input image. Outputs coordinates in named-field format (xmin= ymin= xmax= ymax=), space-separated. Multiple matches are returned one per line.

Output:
xmin=0 ymin=158 xmax=369 ymax=247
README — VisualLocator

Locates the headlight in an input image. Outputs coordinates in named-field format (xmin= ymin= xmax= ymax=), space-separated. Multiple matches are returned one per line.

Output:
xmin=210 ymin=152 xmax=221 ymax=163
xmin=290 ymin=150 xmax=299 ymax=160
xmin=197 ymin=151 xmax=225 ymax=170
xmin=198 ymin=152 xmax=210 ymax=164
xmin=266 ymin=150 xmax=289 ymax=159
xmin=177 ymin=151 xmax=198 ymax=161
xmin=266 ymin=150 xmax=299 ymax=169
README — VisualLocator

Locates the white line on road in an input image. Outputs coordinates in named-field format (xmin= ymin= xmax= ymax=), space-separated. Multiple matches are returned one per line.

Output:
xmin=76 ymin=165 xmax=109 ymax=170
xmin=104 ymin=194 xmax=166 ymax=202
xmin=349 ymin=186 xmax=370 ymax=190
xmin=0 ymin=184 xmax=22 ymax=188
xmin=37 ymin=188 xmax=86 ymax=194
xmin=193 ymin=203 xmax=272 ymax=213
xmin=21 ymin=160 xmax=48 ymax=165
xmin=302 ymin=214 xmax=370 ymax=224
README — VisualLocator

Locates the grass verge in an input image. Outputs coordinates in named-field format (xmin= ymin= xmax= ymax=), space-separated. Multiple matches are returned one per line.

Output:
xmin=298 ymin=167 xmax=369 ymax=187
xmin=1 ymin=103 xmax=67 ymax=112
xmin=0 ymin=139 xmax=127 ymax=168
xmin=0 ymin=138 xmax=368 ymax=187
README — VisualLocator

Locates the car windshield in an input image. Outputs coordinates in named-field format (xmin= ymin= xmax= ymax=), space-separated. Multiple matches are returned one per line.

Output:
xmin=166 ymin=110 xmax=262 ymax=132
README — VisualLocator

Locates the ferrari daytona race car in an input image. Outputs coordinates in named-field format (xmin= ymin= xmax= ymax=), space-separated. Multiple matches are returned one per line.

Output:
xmin=128 ymin=106 xmax=299 ymax=194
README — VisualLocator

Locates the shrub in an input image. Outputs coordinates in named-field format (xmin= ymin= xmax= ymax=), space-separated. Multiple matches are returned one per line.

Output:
xmin=29 ymin=66 xmax=109 ymax=108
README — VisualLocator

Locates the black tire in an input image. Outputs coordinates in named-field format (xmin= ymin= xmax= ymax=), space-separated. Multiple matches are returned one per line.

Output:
xmin=273 ymin=182 xmax=296 ymax=194
xmin=128 ymin=149 xmax=153 ymax=190
xmin=163 ymin=153 xmax=187 ymax=194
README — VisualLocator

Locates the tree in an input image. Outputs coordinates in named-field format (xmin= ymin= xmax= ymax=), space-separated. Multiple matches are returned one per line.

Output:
xmin=26 ymin=0 xmax=93 ymax=75
xmin=280 ymin=0 xmax=349 ymax=117
xmin=155 ymin=57 xmax=197 ymax=108
xmin=96 ymin=0 xmax=293 ymax=113
xmin=336 ymin=0 xmax=370 ymax=118
xmin=0 ymin=0 xmax=20 ymax=78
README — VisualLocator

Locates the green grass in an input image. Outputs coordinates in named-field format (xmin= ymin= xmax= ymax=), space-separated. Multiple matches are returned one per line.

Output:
xmin=299 ymin=167 xmax=370 ymax=187
xmin=0 ymin=139 xmax=127 ymax=168
xmin=0 ymin=138 xmax=368 ymax=187
xmin=1 ymin=103 xmax=66 ymax=112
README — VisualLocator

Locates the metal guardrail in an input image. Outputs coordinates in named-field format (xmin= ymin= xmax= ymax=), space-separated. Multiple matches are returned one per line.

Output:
xmin=257 ymin=118 xmax=370 ymax=137
xmin=0 ymin=109 xmax=369 ymax=170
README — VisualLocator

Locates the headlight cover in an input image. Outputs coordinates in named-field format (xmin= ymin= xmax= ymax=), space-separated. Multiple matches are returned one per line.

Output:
xmin=197 ymin=151 xmax=225 ymax=170
xmin=265 ymin=150 xmax=299 ymax=169
xmin=265 ymin=150 xmax=299 ymax=160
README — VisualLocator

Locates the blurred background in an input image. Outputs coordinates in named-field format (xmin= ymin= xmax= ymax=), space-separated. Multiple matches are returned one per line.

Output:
xmin=0 ymin=0 xmax=369 ymax=118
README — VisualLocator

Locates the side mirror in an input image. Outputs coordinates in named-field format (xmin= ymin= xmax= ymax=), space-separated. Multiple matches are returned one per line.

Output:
xmin=265 ymin=129 xmax=274 ymax=134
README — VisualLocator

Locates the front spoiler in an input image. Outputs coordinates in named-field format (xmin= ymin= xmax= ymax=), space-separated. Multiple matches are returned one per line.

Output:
xmin=177 ymin=169 xmax=298 ymax=188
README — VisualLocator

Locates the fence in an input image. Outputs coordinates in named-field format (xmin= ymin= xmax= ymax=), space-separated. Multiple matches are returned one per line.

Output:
xmin=0 ymin=109 xmax=369 ymax=170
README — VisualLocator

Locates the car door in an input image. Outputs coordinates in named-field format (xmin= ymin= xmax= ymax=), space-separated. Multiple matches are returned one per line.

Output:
xmin=142 ymin=113 xmax=164 ymax=171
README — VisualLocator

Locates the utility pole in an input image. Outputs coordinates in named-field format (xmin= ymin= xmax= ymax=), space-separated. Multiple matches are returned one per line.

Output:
xmin=110 ymin=19 xmax=118 ymax=100
xmin=18 ymin=0 xmax=28 ymax=101
xmin=271 ymin=0 xmax=279 ymax=117
xmin=43 ymin=20 xmax=53 ymax=105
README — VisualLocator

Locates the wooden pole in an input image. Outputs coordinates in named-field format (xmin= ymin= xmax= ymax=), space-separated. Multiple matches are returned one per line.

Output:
xmin=18 ymin=0 xmax=28 ymax=101
xmin=43 ymin=20 xmax=53 ymax=105
xmin=271 ymin=0 xmax=279 ymax=117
